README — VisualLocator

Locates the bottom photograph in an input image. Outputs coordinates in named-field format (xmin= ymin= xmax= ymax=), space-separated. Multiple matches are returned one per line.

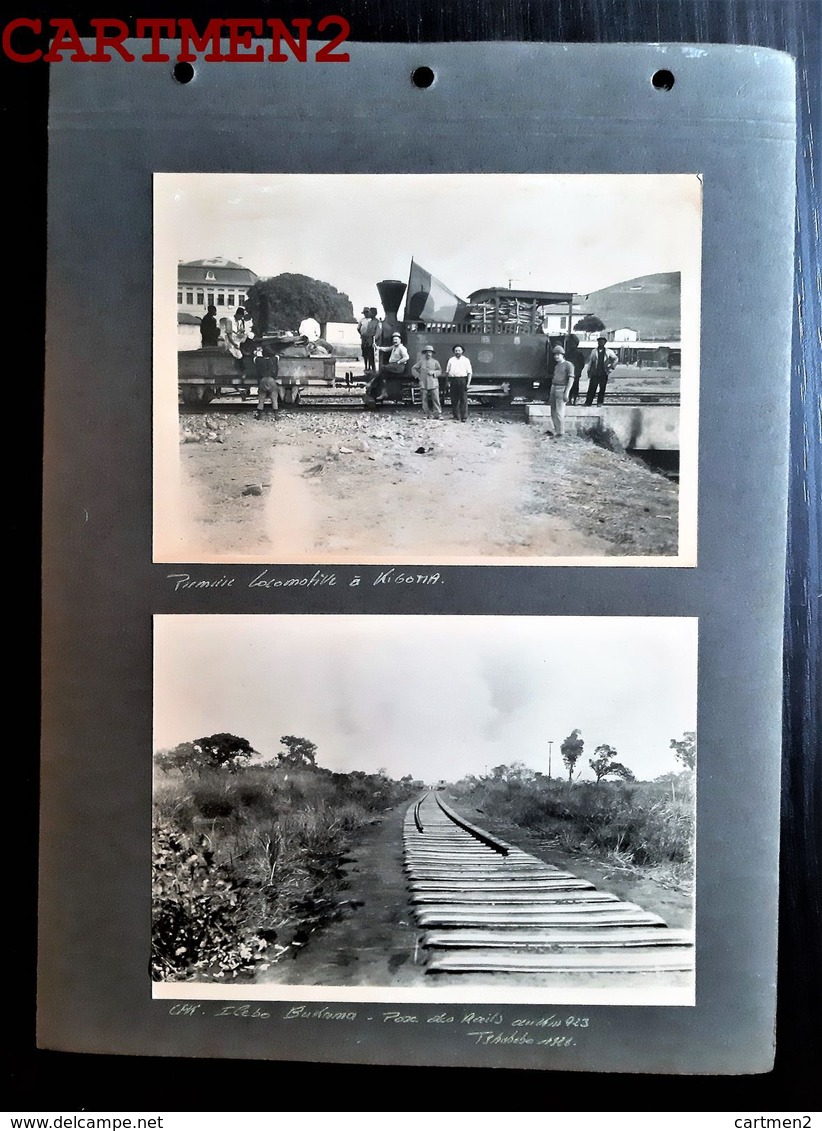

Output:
xmin=152 ymin=614 xmax=697 ymax=1006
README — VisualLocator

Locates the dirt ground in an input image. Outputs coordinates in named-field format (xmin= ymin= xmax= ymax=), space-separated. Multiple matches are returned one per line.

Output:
xmin=176 ymin=408 xmax=679 ymax=562
xmin=259 ymin=794 xmax=692 ymax=994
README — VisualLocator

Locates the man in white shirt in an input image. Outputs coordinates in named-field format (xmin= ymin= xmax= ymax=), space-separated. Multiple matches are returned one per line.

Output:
xmin=445 ymin=344 xmax=473 ymax=421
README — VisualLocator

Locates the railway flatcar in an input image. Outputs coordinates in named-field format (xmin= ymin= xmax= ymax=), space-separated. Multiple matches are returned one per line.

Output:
xmin=178 ymin=335 xmax=336 ymax=406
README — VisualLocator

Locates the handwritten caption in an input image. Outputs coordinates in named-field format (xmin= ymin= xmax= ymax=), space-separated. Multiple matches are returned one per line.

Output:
xmin=167 ymin=569 xmax=444 ymax=591
xmin=168 ymin=1003 xmax=588 ymax=1047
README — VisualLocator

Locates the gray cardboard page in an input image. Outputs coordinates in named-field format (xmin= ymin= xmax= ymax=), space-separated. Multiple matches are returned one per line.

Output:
xmin=40 ymin=42 xmax=795 ymax=1072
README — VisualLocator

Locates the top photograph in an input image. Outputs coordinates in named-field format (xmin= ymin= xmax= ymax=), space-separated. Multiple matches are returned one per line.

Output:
xmin=153 ymin=173 xmax=700 ymax=566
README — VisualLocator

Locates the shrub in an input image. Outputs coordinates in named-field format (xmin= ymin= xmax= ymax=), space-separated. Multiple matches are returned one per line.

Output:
xmin=152 ymin=761 xmax=420 ymax=981
xmin=455 ymin=766 xmax=693 ymax=875
xmin=580 ymin=420 xmax=625 ymax=454
xmin=151 ymin=820 xmax=273 ymax=981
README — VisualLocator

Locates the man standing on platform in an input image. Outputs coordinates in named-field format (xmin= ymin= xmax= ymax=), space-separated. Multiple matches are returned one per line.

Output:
xmin=584 ymin=333 xmax=618 ymax=406
xmin=548 ymin=344 xmax=574 ymax=438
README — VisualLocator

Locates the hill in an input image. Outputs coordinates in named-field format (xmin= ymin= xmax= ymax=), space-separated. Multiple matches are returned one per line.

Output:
xmin=580 ymin=272 xmax=681 ymax=340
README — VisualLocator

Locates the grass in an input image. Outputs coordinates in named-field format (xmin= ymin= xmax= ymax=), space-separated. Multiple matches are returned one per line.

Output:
xmin=451 ymin=766 xmax=694 ymax=888
xmin=152 ymin=761 xmax=421 ymax=981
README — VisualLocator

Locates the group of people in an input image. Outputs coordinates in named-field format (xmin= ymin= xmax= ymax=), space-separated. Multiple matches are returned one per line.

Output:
xmin=200 ymin=304 xmax=250 ymax=350
xmin=200 ymin=304 xmax=278 ymax=419
xmin=411 ymin=343 xmax=473 ymax=421
xmin=202 ymin=300 xmax=618 ymax=429
xmin=361 ymin=327 xmax=617 ymax=430
xmin=363 ymin=332 xmax=475 ymax=421
xmin=356 ymin=307 xmax=381 ymax=372
xmin=405 ymin=333 xmax=617 ymax=433
xmin=548 ymin=334 xmax=618 ymax=437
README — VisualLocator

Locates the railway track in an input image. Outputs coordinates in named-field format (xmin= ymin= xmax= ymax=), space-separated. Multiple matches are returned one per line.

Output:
xmin=180 ymin=391 xmax=680 ymax=414
xmin=404 ymin=792 xmax=694 ymax=978
xmin=179 ymin=398 xmax=529 ymax=415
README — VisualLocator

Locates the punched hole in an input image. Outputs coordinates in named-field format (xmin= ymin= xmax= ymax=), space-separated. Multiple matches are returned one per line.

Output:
xmin=173 ymin=61 xmax=195 ymax=84
xmin=411 ymin=66 xmax=435 ymax=89
xmin=652 ymin=69 xmax=675 ymax=91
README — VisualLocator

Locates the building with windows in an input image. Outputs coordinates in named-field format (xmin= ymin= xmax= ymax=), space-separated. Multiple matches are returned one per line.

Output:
xmin=177 ymin=257 xmax=258 ymax=323
xmin=539 ymin=301 xmax=587 ymax=337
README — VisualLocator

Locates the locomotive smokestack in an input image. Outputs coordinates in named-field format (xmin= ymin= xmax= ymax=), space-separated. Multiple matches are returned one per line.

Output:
xmin=377 ymin=279 xmax=407 ymax=319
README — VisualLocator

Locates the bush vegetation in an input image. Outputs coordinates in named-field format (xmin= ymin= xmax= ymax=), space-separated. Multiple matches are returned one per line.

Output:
xmin=152 ymin=742 xmax=421 ymax=982
xmin=451 ymin=761 xmax=694 ymax=886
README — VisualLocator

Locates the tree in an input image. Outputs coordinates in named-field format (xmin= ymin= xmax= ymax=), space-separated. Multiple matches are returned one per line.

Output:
xmin=589 ymin=744 xmax=635 ymax=783
xmin=561 ymin=729 xmax=584 ymax=781
xmin=157 ymin=733 xmax=256 ymax=776
xmin=245 ymin=274 xmax=355 ymax=334
xmin=670 ymin=731 xmax=696 ymax=770
xmin=573 ymin=314 xmax=606 ymax=333
xmin=486 ymin=762 xmax=535 ymax=784
xmin=277 ymin=734 xmax=318 ymax=768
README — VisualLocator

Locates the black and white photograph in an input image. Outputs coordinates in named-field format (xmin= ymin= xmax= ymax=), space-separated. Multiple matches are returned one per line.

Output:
xmin=152 ymin=615 xmax=697 ymax=1006
xmin=154 ymin=173 xmax=700 ymax=565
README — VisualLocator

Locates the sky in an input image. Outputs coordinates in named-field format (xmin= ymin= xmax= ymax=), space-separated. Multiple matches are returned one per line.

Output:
xmin=154 ymin=615 xmax=697 ymax=783
xmin=155 ymin=173 xmax=702 ymax=312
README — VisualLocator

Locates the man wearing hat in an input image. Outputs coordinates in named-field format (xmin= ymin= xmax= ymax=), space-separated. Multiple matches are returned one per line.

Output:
xmin=367 ymin=330 xmax=409 ymax=403
xmin=412 ymin=345 xmax=443 ymax=418
xmin=357 ymin=307 xmax=380 ymax=374
xmin=584 ymin=333 xmax=618 ymax=406
xmin=253 ymin=344 xmax=281 ymax=421
xmin=548 ymin=343 xmax=574 ymax=437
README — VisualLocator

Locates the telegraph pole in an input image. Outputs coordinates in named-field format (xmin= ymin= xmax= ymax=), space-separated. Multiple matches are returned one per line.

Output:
xmin=547 ymin=740 xmax=553 ymax=779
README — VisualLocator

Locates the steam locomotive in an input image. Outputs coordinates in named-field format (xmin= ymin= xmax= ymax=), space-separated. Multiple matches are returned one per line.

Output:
xmin=363 ymin=276 xmax=582 ymax=406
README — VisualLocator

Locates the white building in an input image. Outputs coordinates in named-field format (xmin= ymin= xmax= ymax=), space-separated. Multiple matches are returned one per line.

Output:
xmin=613 ymin=327 xmax=640 ymax=342
xmin=177 ymin=257 xmax=258 ymax=322
xmin=323 ymin=321 xmax=361 ymax=352
xmin=540 ymin=302 xmax=587 ymax=337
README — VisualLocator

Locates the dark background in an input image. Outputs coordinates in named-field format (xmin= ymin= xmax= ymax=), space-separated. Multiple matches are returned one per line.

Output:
xmin=8 ymin=0 xmax=820 ymax=1109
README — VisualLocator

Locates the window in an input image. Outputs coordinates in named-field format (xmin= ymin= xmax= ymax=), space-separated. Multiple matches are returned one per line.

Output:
xmin=217 ymin=292 xmax=225 ymax=306
xmin=228 ymin=292 xmax=235 ymax=305
xmin=177 ymin=291 xmax=182 ymax=304
xmin=205 ymin=270 xmax=216 ymax=281
xmin=197 ymin=291 xmax=204 ymax=305
xmin=560 ymin=316 xmax=567 ymax=329
xmin=186 ymin=291 xmax=194 ymax=305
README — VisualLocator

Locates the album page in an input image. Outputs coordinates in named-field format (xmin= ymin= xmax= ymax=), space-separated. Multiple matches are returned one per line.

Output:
xmin=39 ymin=41 xmax=796 ymax=1072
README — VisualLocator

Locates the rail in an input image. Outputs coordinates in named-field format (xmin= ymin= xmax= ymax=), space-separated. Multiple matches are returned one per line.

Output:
xmin=433 ymin=792 xmax=509 ymax=855
xmin=402 ymin=792 xmax=694 ymax=979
